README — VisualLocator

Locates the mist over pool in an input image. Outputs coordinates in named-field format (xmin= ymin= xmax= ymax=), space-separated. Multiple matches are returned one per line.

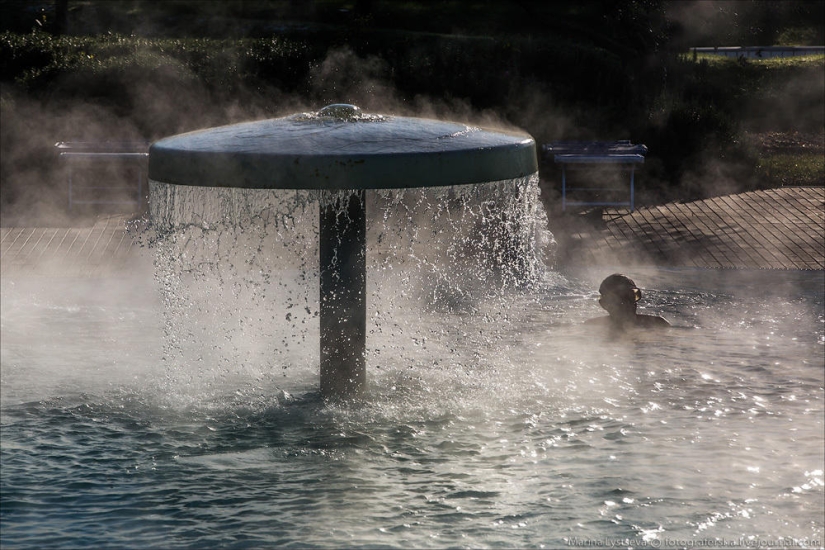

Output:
xmin=1 ymin=180 xmax=822 ymax=547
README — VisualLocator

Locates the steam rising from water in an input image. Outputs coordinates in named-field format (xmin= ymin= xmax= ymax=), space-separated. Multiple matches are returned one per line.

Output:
xmin=2 ymin=182 xmax=822 ymax=546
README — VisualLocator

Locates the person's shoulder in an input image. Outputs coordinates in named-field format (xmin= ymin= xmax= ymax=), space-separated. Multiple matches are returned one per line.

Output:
xmin=636 ymin=314 xmax=670 ymax=328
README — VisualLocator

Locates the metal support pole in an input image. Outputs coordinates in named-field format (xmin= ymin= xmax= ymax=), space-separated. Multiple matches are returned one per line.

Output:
xmin=319 ymin=190 xmax=367 ymax=399
xmin=561 ymin=165 xmax=567 ymax=212
xmin=68 ymin=165 xmax=74 ymax=211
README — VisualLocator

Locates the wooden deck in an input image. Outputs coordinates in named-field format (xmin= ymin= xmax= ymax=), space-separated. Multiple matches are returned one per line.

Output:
xmin=0 ymin=215 xmax=148 ymax=277
xmin=548 ymin=186 xmax=824 ymax=270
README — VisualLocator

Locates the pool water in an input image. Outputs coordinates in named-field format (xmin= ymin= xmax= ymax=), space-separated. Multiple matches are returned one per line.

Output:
xmin=1 ymin=263 xmax=822 ymax=549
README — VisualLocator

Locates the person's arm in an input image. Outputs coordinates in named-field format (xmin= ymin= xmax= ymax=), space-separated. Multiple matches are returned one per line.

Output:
xmin=638 ymin=314 xmax=670 ymax=327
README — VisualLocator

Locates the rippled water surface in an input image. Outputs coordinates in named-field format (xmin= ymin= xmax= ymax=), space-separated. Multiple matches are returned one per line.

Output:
xmin=0 ymin=184 xmax=825 ymax=548
xmin=2 ymin=264 xmax=822 ymax=549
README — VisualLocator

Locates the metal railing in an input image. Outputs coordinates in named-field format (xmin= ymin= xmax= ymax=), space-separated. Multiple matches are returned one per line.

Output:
xmin=55 ymin=141 xmax=151 ymax=211
xmin=542 ymin=140 xmax=647 ymax=212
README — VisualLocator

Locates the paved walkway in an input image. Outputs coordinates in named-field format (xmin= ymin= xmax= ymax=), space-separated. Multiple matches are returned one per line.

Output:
xmin=1 ymin=187 xmax=823 ymax=275
xmin=549 ymin=186 xmax=824 ymax=270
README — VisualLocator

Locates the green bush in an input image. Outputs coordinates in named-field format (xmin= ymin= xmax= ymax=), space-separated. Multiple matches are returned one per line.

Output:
xmin=0 ymin=30 xmax=640 ymax=120
xmin=0 ymin=32 xmax=315 ymax=96
xmin=0 ymin=31 xmax=60 ymax=83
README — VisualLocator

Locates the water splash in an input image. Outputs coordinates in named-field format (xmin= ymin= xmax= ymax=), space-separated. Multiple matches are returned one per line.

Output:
xmin=147 ymin=175 xmax=555 ymax=401
xmin=294 ymin=103 xmax=387 ymax=123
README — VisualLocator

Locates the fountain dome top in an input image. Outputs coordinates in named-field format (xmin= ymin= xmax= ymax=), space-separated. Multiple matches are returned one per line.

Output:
xmin=148 ymin=104 xmax=537 ymax=190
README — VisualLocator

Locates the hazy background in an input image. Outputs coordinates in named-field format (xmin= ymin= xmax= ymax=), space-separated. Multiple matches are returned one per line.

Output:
xmin=1 ymin=0 xmax=823 ymax=225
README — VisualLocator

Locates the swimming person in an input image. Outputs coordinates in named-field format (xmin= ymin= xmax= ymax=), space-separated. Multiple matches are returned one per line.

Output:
xmin=586 ymin=274 xmax=670 ymax=329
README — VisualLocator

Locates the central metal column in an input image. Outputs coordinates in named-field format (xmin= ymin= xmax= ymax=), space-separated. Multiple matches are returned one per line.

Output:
xmin=319 ymin=190 xmax=367 ymax=398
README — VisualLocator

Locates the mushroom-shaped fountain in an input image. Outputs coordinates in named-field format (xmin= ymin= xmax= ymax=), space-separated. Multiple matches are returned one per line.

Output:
xmin=148 ymin=104 xmax=538 ymax=399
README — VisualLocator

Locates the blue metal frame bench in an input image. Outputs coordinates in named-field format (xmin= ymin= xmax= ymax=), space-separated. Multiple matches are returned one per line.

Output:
xmin=542 ymin=140 xmax=647 ymax=211
xmin=55 ymin=141 xmax=151 ymax=211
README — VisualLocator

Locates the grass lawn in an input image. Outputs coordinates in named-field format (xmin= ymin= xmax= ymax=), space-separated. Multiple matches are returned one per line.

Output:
xmin=749 ymin=130 xmax=825 ymax=187
xmin=756 ymin=151 xmax=825 ymax=187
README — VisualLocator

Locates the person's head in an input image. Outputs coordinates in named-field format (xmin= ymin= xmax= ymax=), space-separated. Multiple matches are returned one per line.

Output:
xmin=598 ymin=274 xmax=642 ymax=319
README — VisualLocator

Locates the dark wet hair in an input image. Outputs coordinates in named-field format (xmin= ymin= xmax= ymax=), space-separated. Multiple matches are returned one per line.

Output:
xmin=599 ymin=274 xmax=642 ymax=302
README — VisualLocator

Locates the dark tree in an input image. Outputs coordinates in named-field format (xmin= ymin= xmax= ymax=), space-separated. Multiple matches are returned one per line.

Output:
xmin=54 ymin=0 xmax=68 ymax=35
